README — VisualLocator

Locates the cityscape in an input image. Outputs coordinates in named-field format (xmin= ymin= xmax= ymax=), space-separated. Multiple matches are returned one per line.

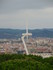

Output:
xmin=0 ymin=0 xmax=53 ymax=70
xmin=0 ymin=37 xmax=53 ymax=58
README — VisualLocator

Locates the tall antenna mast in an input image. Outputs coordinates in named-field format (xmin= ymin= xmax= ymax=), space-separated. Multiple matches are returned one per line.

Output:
xmin=26 ymin=20 xmax=28 ymax=42
xmin=21 ymin=13 xmax=32 ymax=55
xmin=26 ymin=21 xmax=28 ymax=34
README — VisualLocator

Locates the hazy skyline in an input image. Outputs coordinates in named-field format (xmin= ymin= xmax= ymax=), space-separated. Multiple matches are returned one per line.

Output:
xmin=0 ymin=0 xmax=53 ymax=29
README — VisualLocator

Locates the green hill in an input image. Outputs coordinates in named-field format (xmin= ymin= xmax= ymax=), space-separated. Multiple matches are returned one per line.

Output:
xmin=0 ymin=54 xmax=53 ymax=70
xmin=0 ymin=29 xmax=53 ymax=39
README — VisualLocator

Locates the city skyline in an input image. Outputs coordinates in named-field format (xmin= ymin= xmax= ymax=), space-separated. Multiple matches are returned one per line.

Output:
xmin=0 ymin=0 xmax=53 ymax=29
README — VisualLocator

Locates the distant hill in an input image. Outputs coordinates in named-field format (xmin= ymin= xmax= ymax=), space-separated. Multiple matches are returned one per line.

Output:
xmin=0 ymin=28 xmax=53 ymax=39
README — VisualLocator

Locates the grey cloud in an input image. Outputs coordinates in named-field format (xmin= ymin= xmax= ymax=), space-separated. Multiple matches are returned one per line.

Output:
xmin=0 ymin=0 xmax=53 ymax=14
xmin=0 ymin=0 xmax=53 ymax=29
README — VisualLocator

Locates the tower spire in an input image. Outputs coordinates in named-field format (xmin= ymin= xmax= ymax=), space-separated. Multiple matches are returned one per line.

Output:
xmin=22 ymin=13 xmax=32 ymax=55
xmin=26 ymin=20 xmax=28 ymax=42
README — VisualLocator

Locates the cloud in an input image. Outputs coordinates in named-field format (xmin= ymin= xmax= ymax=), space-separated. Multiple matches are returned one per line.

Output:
xmin=0 ymin=0 xmax=53 ymax=29
xmin=0 ymin=7 xmax=53 ymax=19
xmin=0 ymin=0 xmax=53 ymax=14
xmin=0 ymin=7 xmax=53 ymax=29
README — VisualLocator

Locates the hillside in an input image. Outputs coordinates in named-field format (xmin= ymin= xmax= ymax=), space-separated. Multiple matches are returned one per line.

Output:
xmin=0 ymin=29 xmax=53 ymax=39
xmin=0 ymin=54 xmax=53 ymax=70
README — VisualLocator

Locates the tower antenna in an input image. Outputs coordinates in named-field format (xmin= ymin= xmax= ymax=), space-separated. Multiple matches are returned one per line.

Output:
xmin=22 ymin=20 xmax=32 ymax=55
xmin=26 ymin=20 xmax=29 ymax=42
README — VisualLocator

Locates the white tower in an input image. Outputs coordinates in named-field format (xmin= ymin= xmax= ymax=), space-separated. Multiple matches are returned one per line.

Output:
xmin=26 ymin=21 xmax=29 ymax=42
xmin=22 ymin=21 xmax=32 ymax=55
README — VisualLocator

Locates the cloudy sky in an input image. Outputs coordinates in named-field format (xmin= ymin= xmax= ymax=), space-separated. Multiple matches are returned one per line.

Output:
xmin=0 ymin=0 xmax=53 ymax=29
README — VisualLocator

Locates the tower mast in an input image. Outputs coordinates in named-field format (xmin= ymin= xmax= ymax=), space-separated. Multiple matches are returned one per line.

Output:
xmin=21 ymin=13 xmax=32 ymax=55
xmin=26 ymin=20 xmax=28 ymax=42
